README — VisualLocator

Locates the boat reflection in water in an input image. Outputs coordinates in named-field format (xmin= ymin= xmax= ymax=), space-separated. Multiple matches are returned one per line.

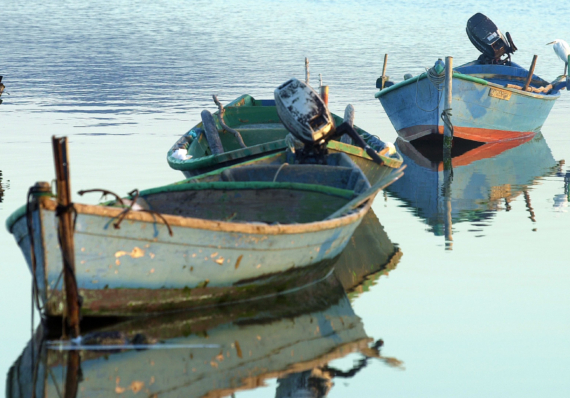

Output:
xmin=0 ymin=170 xmax=7 ymax=204
xmin=7 ymin=210 xmax=403 ymax=398
xmin=386 ymin=133 xmax=559 ymax=246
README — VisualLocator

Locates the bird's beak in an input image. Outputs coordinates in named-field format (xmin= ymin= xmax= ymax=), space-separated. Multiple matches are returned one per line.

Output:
xmin=547 ymin=41 xmax=556 ymax=45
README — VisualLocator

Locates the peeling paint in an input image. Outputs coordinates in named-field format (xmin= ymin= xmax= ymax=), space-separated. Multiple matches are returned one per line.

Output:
xmin=215 ymin=257 xmax=224 ymax=265
xmin=234 ymin=255 xmax=243 ymax=269
xmin=115 ymin=247 xmax=145 ymax=259
xmin=235 ymin=341 xmax=243 ymax=358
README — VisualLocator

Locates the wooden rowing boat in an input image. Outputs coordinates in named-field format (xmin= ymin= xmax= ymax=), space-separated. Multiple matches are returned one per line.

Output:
xmin=6 ymin=150 xmax=404 ymax=317
xmin=376 ymin=61 xmax=565 ymax=143
xmin=7 ymin=215 xmax=403 ymax=398
xmin=167 ymin=95 xmax=403 ymax=184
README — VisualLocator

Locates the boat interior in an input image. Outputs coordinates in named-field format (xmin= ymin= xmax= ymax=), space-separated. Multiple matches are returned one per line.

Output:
xmin=455 ymin=61 xmax=567 ymax=95
xmin=176 ymin=96 xmax=380 ymax=159
xmin=126 ymin=153 xmax=371 ymax=224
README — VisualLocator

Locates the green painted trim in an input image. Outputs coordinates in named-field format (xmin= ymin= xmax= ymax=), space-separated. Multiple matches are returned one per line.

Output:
xmin=374 ymin=71 xmax=488 ymax=98
xmin=168 ymin=139 xmax=288 ymax=171
xmin=140 ymin=181 xmax=356 ymax=200
xmin=6 ymin=204 xmax=27 ymax=232
xmin=375 ymin=72 xmax=427 ymax=98
xmin=453 ymin=73 xmax=488 ymax=85
xmin=173 ymin=152 xmax=286 ymax=184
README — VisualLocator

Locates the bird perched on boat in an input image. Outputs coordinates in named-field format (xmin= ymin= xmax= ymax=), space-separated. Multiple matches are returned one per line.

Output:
xmin=547 ymin=39 xmax=570 ymax=75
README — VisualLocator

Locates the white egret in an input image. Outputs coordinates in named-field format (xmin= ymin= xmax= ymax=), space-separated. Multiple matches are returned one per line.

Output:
xmin=547 ymin=39 xmax=570 ymax=75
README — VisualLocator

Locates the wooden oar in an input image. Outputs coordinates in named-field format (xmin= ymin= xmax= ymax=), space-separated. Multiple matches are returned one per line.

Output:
xmin=326 ymin=166 xmax=405 ymax=220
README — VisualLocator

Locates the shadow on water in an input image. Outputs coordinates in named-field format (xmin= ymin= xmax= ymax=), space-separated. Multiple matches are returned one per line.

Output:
xmin=386 ymin=133 xmax=561 ymax=240
xmin=7 ymin=209 xmax=403 ymax=398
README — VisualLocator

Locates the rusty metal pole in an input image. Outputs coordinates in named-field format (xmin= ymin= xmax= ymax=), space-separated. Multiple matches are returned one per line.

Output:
xmin=52 ymin=136 xmax=80 ymax=338
xmin=523 ymin=55 xmax=538 ymax=92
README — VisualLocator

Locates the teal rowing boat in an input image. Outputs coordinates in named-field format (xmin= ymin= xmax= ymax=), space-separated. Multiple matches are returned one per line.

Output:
xmin=167 ymin=95 xmax=403 ymax=184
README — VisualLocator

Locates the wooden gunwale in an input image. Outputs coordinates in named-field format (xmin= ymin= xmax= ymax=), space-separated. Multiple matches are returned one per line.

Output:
xmin=40 ymin=197 xmax=371 ymax=235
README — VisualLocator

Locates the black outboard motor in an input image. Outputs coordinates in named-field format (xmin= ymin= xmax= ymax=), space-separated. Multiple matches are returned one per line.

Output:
xmin=274 ymin=78 xmax=384 ymax=165
xmin=466 ymin=13 xmax=517 ymax=65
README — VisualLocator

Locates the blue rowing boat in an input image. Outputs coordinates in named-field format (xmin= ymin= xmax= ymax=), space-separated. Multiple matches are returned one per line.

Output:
xmin=375 ymin=14 xmax=567 ymax=143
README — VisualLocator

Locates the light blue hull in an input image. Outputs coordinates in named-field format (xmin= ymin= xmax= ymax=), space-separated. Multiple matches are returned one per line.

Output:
xmin=376 ymin=62 xmax=561 ymax=142
xmin=9 ymin=200 xmax=367 ymax=316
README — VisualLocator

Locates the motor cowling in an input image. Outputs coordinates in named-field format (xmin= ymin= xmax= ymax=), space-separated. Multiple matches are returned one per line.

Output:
xmin=466 ymin=13 xmax=517 ymax=64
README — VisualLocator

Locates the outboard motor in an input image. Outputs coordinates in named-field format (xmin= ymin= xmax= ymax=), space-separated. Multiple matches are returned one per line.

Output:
xmin=274 ymin=78 xmax=384 ymax=165
xmin=466 ymin=13 xmax=517 ymax=65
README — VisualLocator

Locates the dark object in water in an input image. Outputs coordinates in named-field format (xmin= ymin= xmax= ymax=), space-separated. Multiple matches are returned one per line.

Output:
xmin=466 ymin=13 xmax=517 ymax=65
xmin=0 ymin=76 xmax=4 ymax=104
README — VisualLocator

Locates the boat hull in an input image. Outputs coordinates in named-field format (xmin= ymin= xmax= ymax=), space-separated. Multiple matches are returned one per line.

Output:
xmin=8 ymin=199 xmax=368 ymax=317
xmin=377 ymin=74 xmax=559 ymax=143
xmin=168 ymin=95 xmax=403 ymax=180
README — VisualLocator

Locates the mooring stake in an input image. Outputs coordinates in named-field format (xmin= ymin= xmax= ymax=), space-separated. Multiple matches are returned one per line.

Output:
xmin=52 ymin=136 xmax=80 ymax=338
xmin=442 ymin=56 xmax=454 ymax=248
xmin=442 ymin=56 xmax=454 ymax=155
xmin=523 ymin=55 xmax=538 ymax=92
xmin=381 ymin=54 xmax=389 ymax=89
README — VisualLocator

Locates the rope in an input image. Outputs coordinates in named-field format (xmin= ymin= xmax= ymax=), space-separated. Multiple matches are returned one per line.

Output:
xmin=212 ymin=95 xmax=247 ymax=148
xmin=441 ymin=108 xmax=454 ymax=138
xmin=80 ymin=188 xmax=173 ymax=236
xmin=272 ymin=163 xmax=289 ymax=182
xmin=415 ymin=66 xmax=445 ymax=112
xmin=113 ymin=189 xmax=174 ymax=236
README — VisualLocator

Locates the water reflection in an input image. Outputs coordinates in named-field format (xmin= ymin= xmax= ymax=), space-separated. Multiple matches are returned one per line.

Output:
xmin=553 ymin=161 xmax=570 ymax=212
xmin=386 ymin=134 xmax=560 ymax=242
xmin=7 ymin=210 xmax=402 ymax=398
xmin=0 ymin=170 xmax=8 ymax=205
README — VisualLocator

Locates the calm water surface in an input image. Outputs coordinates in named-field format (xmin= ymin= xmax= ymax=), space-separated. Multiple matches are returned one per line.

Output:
xmin=1 ymin=0 xmax=569 ymax=396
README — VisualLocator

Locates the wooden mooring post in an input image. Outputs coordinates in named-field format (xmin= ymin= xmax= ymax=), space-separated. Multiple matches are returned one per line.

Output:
xmin=52 ymin=136 xmax=80 ymax=338
xmin=523 ymin=55 xmax=538 ymax=92
xmin=381 ymin=54 xmax=389 ymax=89
xmin=442 ymin=56 xmax=453 ymax=248
xmin=443 ymin=56 xmax=453 ymax=154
